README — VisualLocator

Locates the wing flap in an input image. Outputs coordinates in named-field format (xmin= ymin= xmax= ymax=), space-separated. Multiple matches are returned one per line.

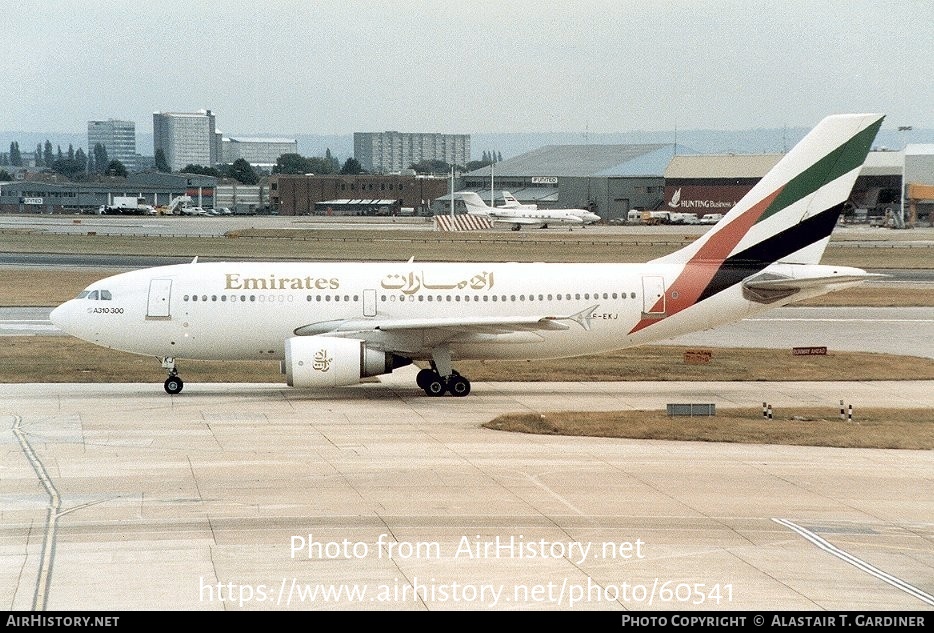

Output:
xmin=490 ymin=216 xmax=542 ymax=225
xmin=295 ymin=315 xmax=570 ymax=337
xmin=293 ymin=306 xmax=600 ymax=337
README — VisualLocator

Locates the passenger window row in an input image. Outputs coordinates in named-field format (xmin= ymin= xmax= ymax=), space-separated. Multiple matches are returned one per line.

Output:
xmin=182 ymin=292 xmax=639 ymax=303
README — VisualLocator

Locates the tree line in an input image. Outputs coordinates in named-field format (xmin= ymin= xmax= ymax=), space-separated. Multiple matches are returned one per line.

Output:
xmin=405 ymin=153 xmax=502 ymax=176
xmin=271 ymin=149 xmax=361 ymax=175
xmin=1 ymin=140 xmax=507 ymax=183
xmin=2 ymin=140 xmax=125 ymax=178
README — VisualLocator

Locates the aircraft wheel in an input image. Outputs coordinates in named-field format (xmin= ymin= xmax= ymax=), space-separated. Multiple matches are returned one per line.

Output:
xmin=164 ymin=376 xmax=184 ymax=395
xmin=416 ymin=368 xmax=435 ymax=390
xmin=447 ymin=375 xmax=471 ymax=397
xmin=424 ymin=377 xmax=447 ymax=397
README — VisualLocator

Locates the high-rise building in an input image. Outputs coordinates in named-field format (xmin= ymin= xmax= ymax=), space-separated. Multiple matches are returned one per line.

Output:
xmin=222 ymin=137 xmax=297 ymax=167
xmin=152 ymin=110 xmax=221 ymax=172
xmin=354 ymin=131 xmax=470 ymax=174
xmin=87 ymin=119 xmax=137 ymax=171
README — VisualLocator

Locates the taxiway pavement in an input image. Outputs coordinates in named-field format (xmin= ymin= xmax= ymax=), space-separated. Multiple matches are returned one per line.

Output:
xmin=2 ymin=375 xmax=932 ymax=611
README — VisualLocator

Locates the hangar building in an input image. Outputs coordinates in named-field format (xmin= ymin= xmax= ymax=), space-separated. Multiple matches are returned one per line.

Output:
xmin=663 ymin=151 xmax=904 ymax=223
xmin=904 ymin=144 xmax=934 ymax=226
xmin=457 ymin=144 xmax=676 ymax=222
xmin=662 ymin=154 xmax=782 ymax=215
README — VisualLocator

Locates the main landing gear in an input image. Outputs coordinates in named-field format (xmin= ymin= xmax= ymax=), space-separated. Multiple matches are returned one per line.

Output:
xmin=162 ymin=357 xmax=184 ymax=395
xmin=416 ymin=345 xmax=471 ymax=397
xmin=415 ymin=368 xmax=471 ymax=397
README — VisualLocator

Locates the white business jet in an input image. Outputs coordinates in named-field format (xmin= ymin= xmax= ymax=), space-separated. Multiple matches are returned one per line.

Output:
xmin=51 ymin=113 xmax=884 ymax=397
xmin=462 ymin=191 xmax=600 ymax=230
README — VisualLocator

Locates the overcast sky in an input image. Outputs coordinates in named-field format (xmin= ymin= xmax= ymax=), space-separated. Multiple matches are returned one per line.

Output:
xmin=3 ymin=0 xmax=932 ymax=136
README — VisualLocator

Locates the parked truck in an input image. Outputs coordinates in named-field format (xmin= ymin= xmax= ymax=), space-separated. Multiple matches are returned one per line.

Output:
xmin=638 ymin=210 xmax=673 ymax=225
xmin=98 ymin=196 xmax=155 ymax=215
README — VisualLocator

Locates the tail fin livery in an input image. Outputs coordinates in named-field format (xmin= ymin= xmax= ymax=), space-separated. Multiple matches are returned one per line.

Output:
xmin=629 ymin=113 xmax=884 ymax=335
xmin=657 ymin=113 xmax=884 ymax=268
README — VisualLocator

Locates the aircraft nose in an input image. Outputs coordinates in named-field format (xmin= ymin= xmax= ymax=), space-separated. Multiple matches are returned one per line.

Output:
xmin=50 ymin=301 xmax=78 ymax=335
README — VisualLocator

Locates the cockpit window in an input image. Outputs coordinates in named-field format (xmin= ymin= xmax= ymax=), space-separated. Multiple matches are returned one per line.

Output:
xmin=76 ymin=289 xmax=112 ymax=300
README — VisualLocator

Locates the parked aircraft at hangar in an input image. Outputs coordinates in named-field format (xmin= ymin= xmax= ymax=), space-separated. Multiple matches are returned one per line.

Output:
xmin=461 ymin=191 xmax=600 ymax=230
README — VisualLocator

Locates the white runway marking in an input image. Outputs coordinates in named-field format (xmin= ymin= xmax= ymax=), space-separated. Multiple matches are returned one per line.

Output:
xmin=773 ymin=518 xmax=934 ymax=607
xmin=11 ymin=415 xmax=62 ymax=611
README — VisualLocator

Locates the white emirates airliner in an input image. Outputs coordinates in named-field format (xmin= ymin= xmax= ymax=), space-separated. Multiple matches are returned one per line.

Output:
xmin=51 ymin=113 xmax=884 ymax=396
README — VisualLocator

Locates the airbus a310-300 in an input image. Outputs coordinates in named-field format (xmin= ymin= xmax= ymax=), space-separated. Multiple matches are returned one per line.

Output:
xmin=51 ymin=113 xmax=884 ymax=396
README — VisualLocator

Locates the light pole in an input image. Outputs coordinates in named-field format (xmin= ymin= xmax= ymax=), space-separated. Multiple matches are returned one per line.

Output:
xmin=898 ymin=126 xmax=912 ymax=229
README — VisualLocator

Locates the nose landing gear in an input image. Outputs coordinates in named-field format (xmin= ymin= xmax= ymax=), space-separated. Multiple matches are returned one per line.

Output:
xmin=162 ymin=357 xmax=184 ymax=394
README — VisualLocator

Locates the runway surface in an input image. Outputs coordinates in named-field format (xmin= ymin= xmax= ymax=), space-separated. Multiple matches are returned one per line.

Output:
xmin=2 ymin=375 xmax=932 ymax=611
xmin=4 ymin=306 xmax=933 ymax=360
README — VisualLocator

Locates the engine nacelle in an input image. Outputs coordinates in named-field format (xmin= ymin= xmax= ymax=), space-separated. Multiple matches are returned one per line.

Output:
xmin=285 ymin=336 xmax=410 ymax=388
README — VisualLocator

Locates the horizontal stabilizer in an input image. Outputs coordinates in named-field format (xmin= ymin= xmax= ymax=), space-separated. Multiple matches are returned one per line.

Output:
xmin=741 ymin=268 xmax=884 ymax=303
xmin=743 ymin=273 xmax=885 ymax=291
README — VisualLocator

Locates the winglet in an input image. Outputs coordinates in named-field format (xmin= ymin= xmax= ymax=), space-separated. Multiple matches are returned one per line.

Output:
xmin=545 ymin=304 xmax=600 ymax=331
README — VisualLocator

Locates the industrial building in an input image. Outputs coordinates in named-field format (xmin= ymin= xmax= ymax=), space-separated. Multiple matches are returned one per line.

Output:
xmin=270 ymin=174 xmax=448 ymax=216
xmin=458 ymin=144 xmax=676 ymax=222
xmin=215 ymin=181 xmax=268 ymax=213
xmin=354 ymin=131 xmax=470 ymax=174
xmin=0 ymin=172 xmax=217 ymax=213
xmin=87 ymin=119 xmax=137 ymax=172
xmin=153 ymin=110 xmax=222 ymax=172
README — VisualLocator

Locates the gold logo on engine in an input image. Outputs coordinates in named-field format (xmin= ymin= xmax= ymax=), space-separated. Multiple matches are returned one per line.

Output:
xmin=312 ymin=349 xmax=332 ymax=372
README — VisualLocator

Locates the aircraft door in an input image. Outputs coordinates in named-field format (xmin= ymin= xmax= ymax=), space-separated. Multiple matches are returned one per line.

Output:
xmin=363 ymin=289 xmax=377 ymax=317
xmin=641 ymin=276 xmax=666 ymax=316
xmin=147 ymin=279 xmax=173 ymax=319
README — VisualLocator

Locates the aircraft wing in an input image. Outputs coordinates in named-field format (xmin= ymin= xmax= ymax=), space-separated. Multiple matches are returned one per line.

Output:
xmin=488 ymin=215 xmax=544 ymax=225
xmin=293 ymin=306 xmax=599 ymax=351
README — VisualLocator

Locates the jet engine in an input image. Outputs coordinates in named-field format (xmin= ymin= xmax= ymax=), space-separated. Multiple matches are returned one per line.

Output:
xmin=285 ymin=336 xmax=410 ymax=388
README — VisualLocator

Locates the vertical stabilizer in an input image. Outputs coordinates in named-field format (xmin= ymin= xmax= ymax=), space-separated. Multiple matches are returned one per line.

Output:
xmin=628 ymin=114 xmax=884 ymax=335
xmin=656 ymin=113 xmax=884 ymax=267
